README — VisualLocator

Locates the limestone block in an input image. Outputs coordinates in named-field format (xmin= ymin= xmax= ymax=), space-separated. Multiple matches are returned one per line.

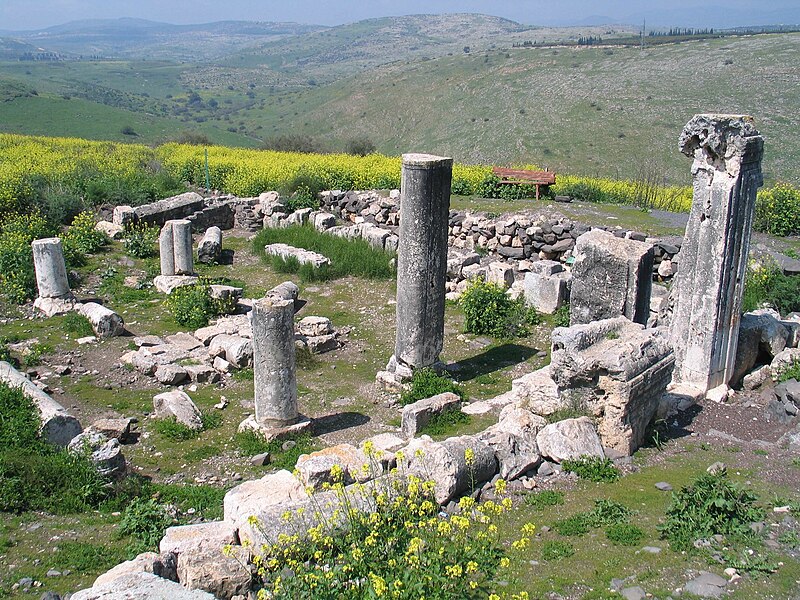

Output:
xmin=313 ymin=212 xmax=337 ymax=231
xmin=297 ymin=316 xmax=333 ymax=337
xmin=112 ymin=205 xmax=135 ymax=227
xmin=87 ymin=418 xmax=137 ymax=443
xmin=304 ymin=333 xmax=340 ymax=354
xmin=185 ymin=365 xmax=220 ymax=384
xmin=523 ymin=271 xmax=569 ymax=314
xmin=153 ymin=391 xmax=202 ymax=430
xmin=295 ymin=443 xmax=375 ymax=490
xmin=209 ymin=334 xmax=253 ymax=368
xmin=154 ymin=364 xmax=189 ymax=386
xmin=93 ymin=552 xmax=177 ymax=588
xmin=76 ymin=302 xmax=125 ymax=338
xmin=0 ymin=361 xmax=82 ymax=447
xmin=68 ymin=431 xmax=126 ymax=479
xmin=479 ymin=406 xmax=546 ymax=479
xmin=95 ymin=220 xmax=124 ymax=240
xmin=223 ymin=470 xmax=308 ymax=523
xmin=536 ymin=417 xmax=604 ymax=463
xmin=209 ymin=284 xmax=242 ymax=303
xmin=176 ymin=546 xmax=251 ymax=600
xmin=134 ymin=192 xmax=204 ymax=227
xmin=771 ymin=348 xmax=800 ymax=379
xmin=160 ymin=521 xmax=237 ymax=556
xmin=528 ymin=260 xmax=563 ymax=276
xmin=33 ymin=296 xmax=76 ymax=317
xmin=570 ymin=229 xmax=653 ymax=326
xmin=197 ymin=226 xmax=222 ymax=264
xmin=153 ymin=275 xmax=199 ymax=295
xmin=72 ymin=571 xmax=214 ymax=600
xmin=486 ymin=261 xmax=515 ymax=289
xmin=403 ymin=435 xmax=497 ymax=505
xmin=400 ymin=392 xmax=461 ymax=439
xmin=743 ymin=365 xmax=771 ymax=391
xmin=264 ymin=243 xmax=330 ymax=268
xmin=509 ymin=366 xmax=563 ymax=415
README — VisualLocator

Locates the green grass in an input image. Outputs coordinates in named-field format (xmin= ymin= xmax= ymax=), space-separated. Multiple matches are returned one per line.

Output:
xmin=234 ymin=431 xmax=317 ymax=471
xmin=253 ymin=225 xmax=396 ymax=282
xmin=62 ymin=312 xmax=95 ymax=337
xmin=50 ymin=541 xmax=129 ymax=574
xmin=525 ymin=490 xmax=565 ymax=509
xmin=418 ymin=408 xmax=471 ymax=437
xmin=400 ymin=368 xmax=465 ymax=406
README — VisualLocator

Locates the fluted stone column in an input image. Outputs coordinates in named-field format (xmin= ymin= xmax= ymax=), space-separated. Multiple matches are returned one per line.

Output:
xmin=250 ymin=297 xmax=298 ymax=427
xmin=159 ymin=219 xmax=194 ymax=276
xmin=669 ymin=114 xmax=764 ymax=392
xmin=386 ymin=153 xmax=452 ymax=378
xmin=32 ymin=238 xmax=75 ymax=316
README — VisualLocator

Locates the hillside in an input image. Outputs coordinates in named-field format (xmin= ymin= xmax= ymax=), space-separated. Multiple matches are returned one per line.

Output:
xmin=0 ymin=15 xmax=797 ymax=184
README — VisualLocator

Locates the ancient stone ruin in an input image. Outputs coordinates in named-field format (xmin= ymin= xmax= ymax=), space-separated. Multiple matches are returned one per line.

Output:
xmin=32 ymin=237 xmax=75 ymax=317
xmin=668 ymin=114 xmax=764 ymax=393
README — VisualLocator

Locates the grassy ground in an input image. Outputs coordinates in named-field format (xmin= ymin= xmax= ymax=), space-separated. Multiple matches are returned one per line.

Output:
xmin=0 ymin=211 xmax=798 ymax=598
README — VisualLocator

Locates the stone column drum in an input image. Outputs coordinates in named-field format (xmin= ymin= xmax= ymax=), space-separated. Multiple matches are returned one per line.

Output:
xmin=32 ymin=238 xmax=71 ymax=299
xmin=669 ymin=114 xmax=764 ymax=392
xmin=250 ymin=297 xmax=298 ymax=427
xmin=388 ymin=153 xmax=453 ymax=376
xmin=159 ymin=219 xmax=194 ymax=276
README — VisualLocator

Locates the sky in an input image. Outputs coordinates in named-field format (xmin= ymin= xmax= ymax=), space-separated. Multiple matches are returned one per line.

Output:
xmin=1 ymin=0 xmax=798 ymax=31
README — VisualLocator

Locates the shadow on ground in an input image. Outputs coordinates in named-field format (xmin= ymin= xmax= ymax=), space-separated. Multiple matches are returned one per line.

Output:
xmin=448 ymin=343 xmax=539 ymax=382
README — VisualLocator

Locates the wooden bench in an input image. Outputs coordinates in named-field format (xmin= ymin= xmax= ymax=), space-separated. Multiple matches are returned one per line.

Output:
xmin=492 ymin=167 xmax=556 ymax=201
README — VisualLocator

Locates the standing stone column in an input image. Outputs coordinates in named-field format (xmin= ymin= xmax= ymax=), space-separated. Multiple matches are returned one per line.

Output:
xmin=669 ymin=114 xmax=764 ymax=392
xmin=159 ymin=219 xmax=194 ymax=276
xmin=250 ymin=297 xmax=298 ymax=427
xmin=386 ymin=153 xmax=452 ymax=379
xmin=32 ymin=238 xmax=75 ymax=316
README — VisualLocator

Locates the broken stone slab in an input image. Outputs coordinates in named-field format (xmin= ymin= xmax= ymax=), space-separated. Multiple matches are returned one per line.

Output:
xmin=71 ymin=571 xmax=215 ymax=600
xmin=361 ymin=432 xmax=406 ymax=455
xmin=536 ymin=417 xmax=604 ymax=463
xmin=184 ymin=365 xmax=220 ymax=384
xmin=771 ymin=348 xmax=800 ymax=379
xmin=209 ymin=334 xmax=253 ymax=368
xmin=92 ymin=552 xmax=177 ymax=588
xmin=295 ymin=443 xmax=375 ymax=491
xmin=657 ymin=383 xmax=704 ymax=420
xmin=570 ymin=229 xmax=653 ymax=326
xmin=313 ymin=212 xmax=337 ymax=231
xmin=302 ymin=333 xmax=340 ymax=354
xmin=112 ymin=205 xmax=136 ymax=227
xmin=400 ymin=392 xmax=461 ymax=439
xmin=523 ymin=271 xmax=569 ymax=314
xmin=176 ymin=545 xmax=252 ymax=600
xmin=223 ymin=469 xmax=309 ymax=524
xmin=0 ymin=361 xmax=82 ymax=447
xmin=297 ymin=316 xmax=333 ymax=337
xmin=153 ymin=275 xmax=199 ymax=295
xmin=550 ymin=318 xmax=675 ymax=454
xmin=486 ymin=261 xmax=515 ymax=289
xmin=237 ymin=414 xmax=312 ymax=442
xmin=683 ymin=571 xmax=728 ymax=599
xmin=155 ymin=364 xmax=189 ymax=386
xmin=153 ymin=390 xmax=202 ymax=430
xmin=264 ymin=243 xmax=330 ymax=268
xmin=509 ymin=366 xmax=563 ymax=416
xmin=134 ymin=335 xmax=164 ymax=348
xmin=34 ymin=296 xmax=77 ymax=317
xmin=733 ymin=311 xmax=790 ymax=384
xmin=68 ymin=431 xmax=126 ymax=479
xmin=76 ymin=302 xmax=125 ymax=338
xmin=87 ymin=418 xmax=137 ymax=443
xmin=197 ymin=226 xmax=222 ymax=264
xmin=159 ymin=521 xmax=237 ymax=556
xmin=95 ymin=220 xmax=124 ymax=240
xmin=479 ymin=406 xmax=546 ymax=480
xmin=165 ymin=332 xmax=205 ymax=352
xmin=403 ymin=435 xmax=497 ymax=505
xmin=742 ymin=365 xmax=772 ymax=391
xmin=669 ymin=115 xmax=764 ymax=391
xmin=209 ymin=284 xmax=242 ymax=303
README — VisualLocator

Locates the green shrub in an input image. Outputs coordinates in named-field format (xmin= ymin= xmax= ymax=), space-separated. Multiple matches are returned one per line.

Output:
xmin=606 ymin=523 xmax=645 ymax=546
xmin=755 ymin=183 xmax=800 ymax=236
xmin=461 ymin=279 xmax=540 ymax=338
xmin=400 ymin=368 xmax=465 ymax=406
xmin=553 ymin=513 xmax=591 ymax=536
xmin=22 ymin=342 xmax=52 ymax=368
xmin=282 ymin=171 xmax=326 ymax=211
xmin=254 ymin=225 xmax=395 ymax=282
xmin=117 ymin=497 xmax=174 ymax=549
xmin=541 ymin=540 xmax=575 ymax=561
xmin=776 ymin=360 xmax=800 ymax=383
xmin=561 ymin=455 xmax=620 ymax=483
xmin=0 ymin=383 xmax=42 ymax=452
xmin=0 ymin=212 xmax=55 ymax=303
xmin=658 ymin=469 xmax=764 ymax=551
xmin=742 ymin=259 xmax=800 ymax=315
xmin=587 ymin=499 xmax=632 ymax=526
xmin=153 ymin=417 xmax=201 ymax=441
xmin=164 ymin=280 xmax=235 ymax=328
xmin=420 ymin=408 xmax=471 ymax=436
xmin=525 ymin=490 xmax=565 ymax=508
xmin=122 ymin=222 xmax=160 ymax=258
xmin=477 ymin=174 xmax=535 ymax=200
xmin=63 ymin=210 xmax=108 ymax=255
xmin=553 ymin=303 xmax=571 ymax=327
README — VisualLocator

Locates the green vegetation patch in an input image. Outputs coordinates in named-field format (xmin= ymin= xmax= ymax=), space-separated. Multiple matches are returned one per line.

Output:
xmin=400 ymin=367 xmax=465 ymax=406
xmin=253 ymin=225 xmax=396 ymax=282
xmin=164 ymin=280 xmax=237 ymax=328
xmin=561 ymin=455 xmax=621 ymax=483
xmin=234 ymin=431 xmax=316 ymax=471
xmin=461 ymin=279 xmax=540 ymax=338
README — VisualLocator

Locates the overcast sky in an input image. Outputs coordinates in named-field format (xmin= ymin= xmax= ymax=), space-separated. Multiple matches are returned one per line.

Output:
xmin=2 ymin=0 xmax=798 ymax=31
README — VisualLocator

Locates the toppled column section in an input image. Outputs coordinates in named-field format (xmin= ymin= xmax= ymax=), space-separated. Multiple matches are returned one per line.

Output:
xmin=241 ymin=296 xmax=310 ymax=439
xmin=669 ymin=115 xmax=764 ymax=392
xmin=77 ymin=302 xmax=125 ymax=338
xmin=384 ymin=153 xmax=452 ymax=382
xmin=570 ymin=229 xmax=653 ymax=326
xmin=549 ymin=318 xmax=675 ymax=455
xmin=197 ymin=226 xmax=223 ymax=264
xmin=0 ymin=361 xmax=82 ymax=447
xmin=159 ymin=219 xmax=194 ymax=276
xmin=32 ymin=237 xmax=75 ymax=316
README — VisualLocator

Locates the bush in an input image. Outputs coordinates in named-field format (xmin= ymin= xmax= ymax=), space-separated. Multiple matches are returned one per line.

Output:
xmin=400 ymin=367 xmax=465 ymax=406
xmin=247 ymin=457 xmax=532 ymax=599
xmin=553 ymin=303 xmax=571 ymax=328
xmin=282 ymin=171 xmax=327 ymax=211
xmin=561 ymin=455 xmax=620 ymax=483
xmin=122 ymin=222 xmax=160 ymax=258
xmin=117 ymin=497 xmax=174 ymax=549
xmin=0 ymin=212 xmax=55 ymax=303
xmin=345 ymin=136 xmax=376 ymax=157
xmin=525 ymin=490 xmax=565 ymax=508
xmin=755 ymin=183 xmax=800 ymax=236
xmin=606 ymin=523 xmax=645 ymax=546
xmin=63 ymin=210 xmax=108 ymax=255
xmin=477 ymin=174 xmax=535 ymax=200
xmin=461 ymin=279 xmax=540 ymax=338
xmin=164 ymin=280 xmax=235 ymax=328
xmin=742 ymin=259 xmax=800 ymax=315
xmin=658 ymin=469 xmax=764 ymax=551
